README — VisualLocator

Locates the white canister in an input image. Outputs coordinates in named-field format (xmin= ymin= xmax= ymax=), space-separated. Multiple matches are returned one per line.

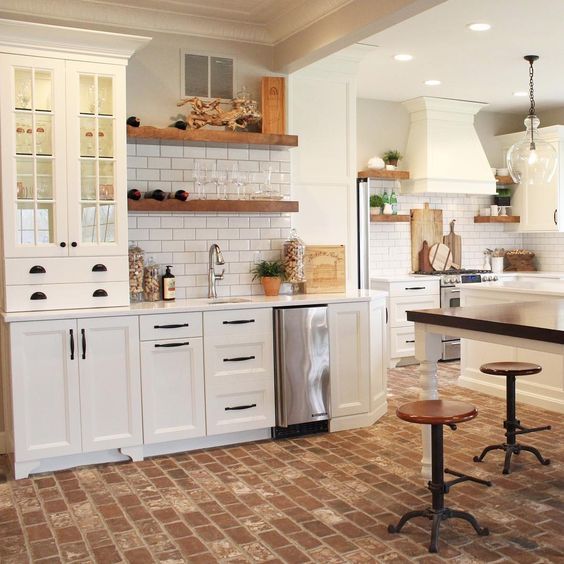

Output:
xmin=383 ymin=203 xmax=393 ymax=215
xmin=491 ymin=256 xmax=504 ymax=274
xmin=490 ymin=204 xmax=499 ymax=217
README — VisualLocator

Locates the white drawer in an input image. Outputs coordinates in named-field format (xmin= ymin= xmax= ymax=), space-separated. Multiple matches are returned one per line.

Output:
xmin=389 ymin=295 xmax=440 ymax=327
xmin=204 ymin=308 xmax=272 ymax=338
xmin=205 ymin=379 xmax=275 ymax=436
xmin=388 ymin=280 xmax=439 ymax=297
xmin=4 ymin=281 xmax=129 ymax=312
xmin=140 ymin=312 xmax=203 ymax=341
xmin=390 ymin=327 xmax=416 ymax=359
xmin=4 ymin=257 xmax=128 ymax=285
xmin=204 ymin=335 xmax=273 ymax=386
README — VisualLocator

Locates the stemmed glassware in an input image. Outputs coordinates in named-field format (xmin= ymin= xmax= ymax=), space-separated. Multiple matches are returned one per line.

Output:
xmin=193 ymin=160 xmax=206 ymax=200
xmin=216 ymin=168 xmax=228 ymax=200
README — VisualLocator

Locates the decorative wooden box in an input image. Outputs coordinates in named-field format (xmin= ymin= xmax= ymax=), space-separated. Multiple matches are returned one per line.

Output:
xmin=304 ymin=245 xmax=346 ymax=294
xmin=504 ymin=251 xmax=536 ymax=271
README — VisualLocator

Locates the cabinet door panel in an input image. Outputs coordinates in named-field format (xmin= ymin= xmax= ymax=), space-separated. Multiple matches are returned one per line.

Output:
xmin=78 ymin=316 xmax=141 ymax=451
xmin=0 ymin=54 xmax=68 ymax=257
xmin=10 ymin=320 xmax=81 ymax=461
xmin=66 ymin=61 xmax=127 ymax=256
xmin=141 ymin=338 xmax=205 ymax=443
xmin=329 ymin=302 xmax=370 ymax=418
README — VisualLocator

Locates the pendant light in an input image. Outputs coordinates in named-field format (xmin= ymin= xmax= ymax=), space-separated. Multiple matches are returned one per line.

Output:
xmin=507 ymin=55 xmax=557 ymax=184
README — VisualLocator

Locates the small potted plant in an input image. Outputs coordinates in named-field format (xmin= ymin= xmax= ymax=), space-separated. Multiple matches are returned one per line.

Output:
xmin=382 ymin=149 xmax=403 ymax=168
xmin=251 ymin=260 xmax=285 ymax=296
xmin=370 ymin=194 xmax=384 ymax=215
xmin=494 ymin=187 xmax=511 ymax=207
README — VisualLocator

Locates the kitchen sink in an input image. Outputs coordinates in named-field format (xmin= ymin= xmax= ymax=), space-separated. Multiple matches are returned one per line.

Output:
xmin=207 ymin=297 xmax=252 ymax=305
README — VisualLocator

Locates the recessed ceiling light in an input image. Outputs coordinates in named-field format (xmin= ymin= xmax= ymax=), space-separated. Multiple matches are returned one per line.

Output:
xmin=513 ymin=91 xmax=527 ymax=97
xmin=467 ymin=22 xmax=491 ymax=31
xmin=394 ymin=54 xmax=413 ymax=61
xmin=424 ymin=80 xmax=441 ymax=86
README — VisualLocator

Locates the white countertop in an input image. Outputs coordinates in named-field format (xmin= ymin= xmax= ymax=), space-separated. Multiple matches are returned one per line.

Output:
xmin=463 ymin=279 xmax=564 ymax=297
xmin=1 ymin=290 xmax=388 ymax=323
xmin=371 ymin=274 xmax=438 ymax=282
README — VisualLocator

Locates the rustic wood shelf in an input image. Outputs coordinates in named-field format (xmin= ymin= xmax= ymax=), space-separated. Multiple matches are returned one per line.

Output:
xmin=358 ymin=169 xmax=410 ymax=180
xmin=127 ymin=125 xmax=298 ymax=148
xmin=370 ymin=214 xmax=410 ymax=222
xmin=474 ymin=216 xmax=520 ymax=223
xmin=495 ymin=175 xmax=515 ymax=185
xmin=128 ymin=198 xmax=299 ymax=213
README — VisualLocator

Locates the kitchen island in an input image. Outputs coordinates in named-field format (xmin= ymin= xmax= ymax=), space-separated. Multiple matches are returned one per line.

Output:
xmin=407 ymin=300 xmax=564 ymax=478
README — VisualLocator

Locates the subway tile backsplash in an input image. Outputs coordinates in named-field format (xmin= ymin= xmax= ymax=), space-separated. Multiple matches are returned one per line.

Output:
xmin=127 ymin=140 xmax=291 ymax=298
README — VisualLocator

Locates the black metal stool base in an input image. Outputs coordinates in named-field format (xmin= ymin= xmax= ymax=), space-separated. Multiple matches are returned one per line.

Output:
xmin=388 ymin=506 xmax=489 ymax=553
xmin=474 ymin=442 xmax=551 ymax=474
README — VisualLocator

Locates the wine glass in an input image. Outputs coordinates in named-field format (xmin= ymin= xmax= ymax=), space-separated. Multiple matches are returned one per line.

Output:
xmin=216 ymin=169 xmax=228 ymax=200
xmin=193 ymin=160 xmax=206 ymax=200
xmin=234 ymin=171 xmax=248 ymax=200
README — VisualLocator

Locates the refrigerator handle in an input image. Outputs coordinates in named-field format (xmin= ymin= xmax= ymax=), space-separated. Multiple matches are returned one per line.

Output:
xmin=273 ymin=310 xmax=288 ymax=427
xmin=357 ymin=179 xmax=370 ymax=289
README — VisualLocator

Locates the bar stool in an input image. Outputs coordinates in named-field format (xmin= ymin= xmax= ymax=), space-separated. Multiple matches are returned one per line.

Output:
xmin=474 ymin=361 xmax=551 ymax=474
xmin=388 ymin=399 xmax=491 ymax=553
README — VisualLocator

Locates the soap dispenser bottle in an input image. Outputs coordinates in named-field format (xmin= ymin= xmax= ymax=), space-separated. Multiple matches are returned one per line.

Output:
xmin=162 ymin=265 xmax=176 ymax=301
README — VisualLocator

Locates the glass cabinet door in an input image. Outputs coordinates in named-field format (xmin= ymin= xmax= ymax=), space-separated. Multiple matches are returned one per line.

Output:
xmin=67 ymin=62 xmax=126 ymax=256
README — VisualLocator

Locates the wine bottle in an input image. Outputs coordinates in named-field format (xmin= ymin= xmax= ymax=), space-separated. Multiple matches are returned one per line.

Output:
xmin=170 ymin=190 xmax=189 ymax=201
xmin=162 ymin=265 xmax=176 ymax=301
xmin=144 ymin=189 xmax=166 ymax=201
xmin=127 ymin=188 xmax=141 ymax=200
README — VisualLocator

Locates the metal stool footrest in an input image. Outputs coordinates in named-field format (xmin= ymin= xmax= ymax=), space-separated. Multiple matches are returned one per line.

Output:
xmin=444 ymin=468 xmax=492 ymax=491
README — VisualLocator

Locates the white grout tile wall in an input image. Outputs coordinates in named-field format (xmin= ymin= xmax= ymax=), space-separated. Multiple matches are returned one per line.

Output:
xmin=128 ymin=140 xmax=292 ymax=298
xmin=368 ymin=180 xmax=524 ymax=275
xmin=523 ymin=233 xmax=564 ymax=271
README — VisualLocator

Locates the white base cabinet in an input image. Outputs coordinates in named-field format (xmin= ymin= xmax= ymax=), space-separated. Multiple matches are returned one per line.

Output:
xmin=8 ymin=316 xmax=141 ymax=476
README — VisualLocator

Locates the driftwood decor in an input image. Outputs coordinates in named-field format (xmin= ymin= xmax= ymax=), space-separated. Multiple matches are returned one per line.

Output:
xmin=176 ymin=96 xmax=261 ymax=131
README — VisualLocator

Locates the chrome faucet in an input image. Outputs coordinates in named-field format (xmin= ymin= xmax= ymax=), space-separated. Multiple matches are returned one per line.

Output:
xmin=208 ymin=243 xmax=225 ymax=298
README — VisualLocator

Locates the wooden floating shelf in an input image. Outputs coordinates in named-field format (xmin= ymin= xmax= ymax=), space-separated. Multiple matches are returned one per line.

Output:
xmin=128 ymin=198 xmax=299 ymax=213
xmin=127 ymin=125 xmax=298 ymax=148
xmin=474 ymin=216 xmax=520 ymax=223
xmin=358 ymin=169 xmax=410 ymax=180
xmin=370 ymin=214 xmax=410 ymax=222
xmin=495 ymin=175 xmax=515 ymax=185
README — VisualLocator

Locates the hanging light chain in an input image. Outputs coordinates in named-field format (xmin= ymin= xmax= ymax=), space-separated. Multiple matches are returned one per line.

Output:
xmin=528 ymin=58 xmax=536 ymax=116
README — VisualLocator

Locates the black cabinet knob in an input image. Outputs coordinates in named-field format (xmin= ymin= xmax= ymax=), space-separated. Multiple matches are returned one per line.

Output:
xmin=71 ymin=242 xmax=78 ymax=248
xmin=30 ymin=292 xmax=47 ymax=300
xmin=92 ymin=289 xmax=108 ymax=297
xmin=92 ymin=264 xmax=107 ymax=272
xmin=29 ymin=265 xmax=46 ymax=274
xmin=59 ymin=242 xmax=66 ymax=248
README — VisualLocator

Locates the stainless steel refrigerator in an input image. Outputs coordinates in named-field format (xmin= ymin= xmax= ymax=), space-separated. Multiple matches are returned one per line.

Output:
xmin=273 ymin=306 xmax=330 ymax=438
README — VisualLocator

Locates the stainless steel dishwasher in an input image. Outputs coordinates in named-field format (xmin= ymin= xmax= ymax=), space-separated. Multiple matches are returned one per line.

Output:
xmin=272 ymin=305 xmax=330 ymax=439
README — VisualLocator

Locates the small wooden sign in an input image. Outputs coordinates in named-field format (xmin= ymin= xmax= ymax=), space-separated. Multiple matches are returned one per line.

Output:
xmin=304 ymin=245 xmax=346 ymax=294
xmin=261 ymin=76 xmax=285 ymax=134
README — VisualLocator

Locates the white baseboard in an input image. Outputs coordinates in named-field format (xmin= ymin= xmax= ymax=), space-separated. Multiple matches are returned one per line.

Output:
xmin=0 ymin=432 xmax=5 ymax=454
xmin=329 ymin=401 xmax=387 ymax=432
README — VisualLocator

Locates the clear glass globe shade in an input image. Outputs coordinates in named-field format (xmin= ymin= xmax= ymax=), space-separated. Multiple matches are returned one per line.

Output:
xmin=507 ymin=115 xmax=557 ymax=184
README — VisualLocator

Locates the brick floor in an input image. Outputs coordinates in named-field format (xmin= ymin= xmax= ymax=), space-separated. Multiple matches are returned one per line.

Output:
xmin=0 ymin=362 xmax=562 ymax=562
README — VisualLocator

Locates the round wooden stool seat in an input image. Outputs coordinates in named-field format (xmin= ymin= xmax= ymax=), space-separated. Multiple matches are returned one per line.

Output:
xmin=480 ymin=362 xmax=541 ymax=377
xmin=396 ymin=399 xmax=477 ymax=426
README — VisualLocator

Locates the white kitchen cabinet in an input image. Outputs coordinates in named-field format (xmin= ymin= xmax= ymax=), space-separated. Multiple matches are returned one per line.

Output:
xmin=371 ymin=278 xmax=440 ymax=367
xmin=497 ymin=125 xmax=564 ymax=232
xmin=328 ymin=302 xmax=370 ymax=418
xmin=141 ymin=337 xmax=205 ymax=444
xmin=8 ymin=315 xmax=142 ymax=474
xmin=0 ymin=20 xmax=148 ymax=311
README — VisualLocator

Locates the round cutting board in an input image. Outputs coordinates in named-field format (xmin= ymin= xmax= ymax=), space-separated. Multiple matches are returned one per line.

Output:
xmin=429 ymin=243 xmax=453 ymax=271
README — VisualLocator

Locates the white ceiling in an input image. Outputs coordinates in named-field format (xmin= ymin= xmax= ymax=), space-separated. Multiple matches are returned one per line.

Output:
xmin=355 ymin=0 xmax=564 ymax=112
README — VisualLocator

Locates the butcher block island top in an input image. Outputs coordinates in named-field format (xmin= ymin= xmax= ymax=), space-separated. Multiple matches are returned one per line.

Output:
xmin=407 ymin=301 xmax=564 ymax=345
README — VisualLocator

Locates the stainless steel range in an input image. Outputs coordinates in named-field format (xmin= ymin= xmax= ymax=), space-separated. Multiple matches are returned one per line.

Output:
xmin=414 ymin=269 xmax=499 ymax=360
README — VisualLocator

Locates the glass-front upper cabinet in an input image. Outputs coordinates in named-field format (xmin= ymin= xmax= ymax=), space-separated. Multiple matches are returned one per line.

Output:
xmin=0 ymin=55 xmax=68 ymax=257
xmin=66 ymin=61 xmax=126 ymax=256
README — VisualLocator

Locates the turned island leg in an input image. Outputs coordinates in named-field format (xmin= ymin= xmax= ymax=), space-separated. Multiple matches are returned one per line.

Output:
xmin=414 ymin=323 xmax=442 ymax=480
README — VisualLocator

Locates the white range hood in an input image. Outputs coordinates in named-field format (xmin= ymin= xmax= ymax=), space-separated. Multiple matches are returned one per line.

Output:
xmin=401 ymin=97 xmax=496 ymax=194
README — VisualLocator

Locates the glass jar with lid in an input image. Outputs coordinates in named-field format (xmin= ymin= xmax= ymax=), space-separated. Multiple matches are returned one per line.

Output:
xmin=283 ymin=228 xmax=306 ymax=286
xmin=128 ymin=241 xmax=144 ymax=302
xmin=143 ymin=257 xmax=161 ymax=302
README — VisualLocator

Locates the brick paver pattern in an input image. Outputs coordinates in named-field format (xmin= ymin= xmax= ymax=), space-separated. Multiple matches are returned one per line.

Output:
xmin=0 ymin=362 xmax=562 ymax=562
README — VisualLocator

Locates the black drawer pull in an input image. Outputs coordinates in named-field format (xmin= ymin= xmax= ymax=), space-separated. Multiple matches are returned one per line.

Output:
xmin=30 ymin=291 xmax=47 ymax=300
xmin=154 ymin=323 xmax=190 ymax=329
xmin=223 ymin=355 xmax=255 ymax=362
xmin=70 ymin=329 xmax=75 ymax=360
xmin=225 ymin=403 xmax=257 ymax=411
xmin=154 ymin=341 xmax=190 ymax=348
xmin=405 ymin=339 xmax=416 ymax=344
xmin=405 ymin=286 xmax=426 ymax=291
xmin=92 ymin=263 xmax=107 ymax=272
xmin=81 ymin=328 xmax=86 ymax=359
xmin=222 ymin=319 xmax=255 ymax=325
xmin=29 ymin=265 xmax=46 ymax=274
xmin=92 ymin=289 xmax=108 ymax=297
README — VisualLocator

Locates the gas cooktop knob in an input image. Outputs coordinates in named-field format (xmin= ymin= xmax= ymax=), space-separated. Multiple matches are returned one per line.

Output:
xmin=455 ymin=276 xmax=461 ymax=283
xmin=483 ymin=275 xmax=490 ymax=281
xmin=493 ymin=275 xmax=498 ymax=281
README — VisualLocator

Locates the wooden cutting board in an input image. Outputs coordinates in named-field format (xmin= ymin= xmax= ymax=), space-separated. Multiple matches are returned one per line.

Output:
xmin=429 ymin=243 xmax=453 ymax=271
xmin=411 ymin=202 xmax=443 ymax=271
xmin=443 ymin=219 xmax=461 ymax=269
xmin=418 ymin=240 xmax=433 ymax=273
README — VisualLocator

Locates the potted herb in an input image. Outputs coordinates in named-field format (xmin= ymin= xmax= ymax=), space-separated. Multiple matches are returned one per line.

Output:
xmin=382 ymin=149 xmax=403 ymax=167
xmin=370 ymin=194 xmax=384 ymax=215
xmin=251 ymin=260 xmax=285 ymax=296
xmin=494 ymin=187 xmax=511 ymax=207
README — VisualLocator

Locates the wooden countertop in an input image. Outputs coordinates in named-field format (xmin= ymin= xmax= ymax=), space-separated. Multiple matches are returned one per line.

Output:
xmin=407 ymin=300 xmax=564 ymax=345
